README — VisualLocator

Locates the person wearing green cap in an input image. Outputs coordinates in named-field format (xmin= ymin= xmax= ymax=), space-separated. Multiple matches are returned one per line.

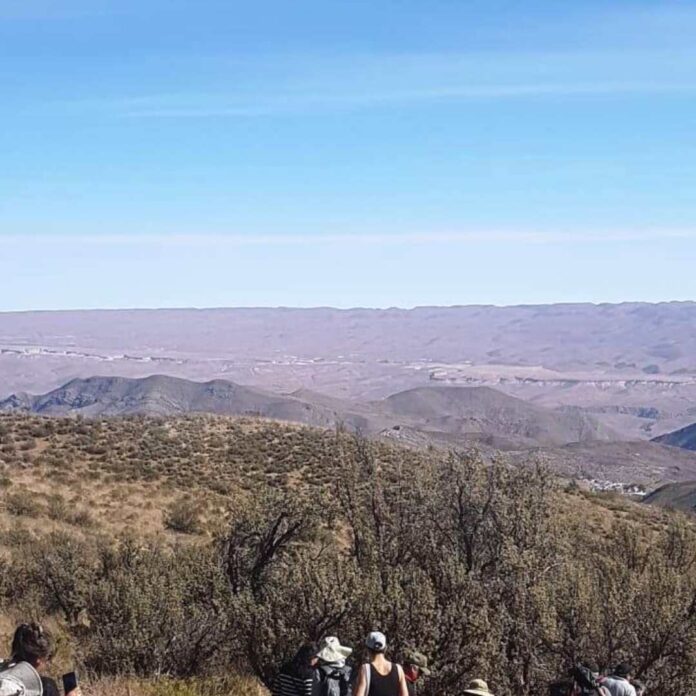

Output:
xmin=403 ymin=652 xmax=431 ymax=696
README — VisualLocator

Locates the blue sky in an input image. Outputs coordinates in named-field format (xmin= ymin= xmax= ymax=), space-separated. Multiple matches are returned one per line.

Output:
xmin=1 ymin=0 xmax=695 ymax=310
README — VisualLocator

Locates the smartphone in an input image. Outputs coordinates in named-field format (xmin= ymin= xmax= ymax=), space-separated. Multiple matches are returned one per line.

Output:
xmin=62 ymin=672 xmax=78 ymax=694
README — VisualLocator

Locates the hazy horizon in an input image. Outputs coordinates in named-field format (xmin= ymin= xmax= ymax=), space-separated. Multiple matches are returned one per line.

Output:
xmin=1 ymin=298 xmax=695 ymax=315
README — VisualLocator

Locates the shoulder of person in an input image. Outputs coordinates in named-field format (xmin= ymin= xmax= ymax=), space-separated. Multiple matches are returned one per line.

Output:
xmin=41 ymin=676 xmax=61 ymax=696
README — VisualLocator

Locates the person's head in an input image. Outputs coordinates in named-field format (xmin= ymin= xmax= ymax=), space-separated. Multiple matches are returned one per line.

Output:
xmin=613 ymin=664 xmax=632 ymax=680
xmin=292 ymin=643 xmax=319 ymax=670
xmin=581 ymin=661 xmax=600 ymax=676
xmin=11 ymin=623 xmax=54 ymax=669
xmin=365 ymin=631 xmax=387 ymax=658
xmin=316 ymin=637 xmax=352 ymax=666
xmin=404 ymin=652 xmax=431 ymax=681
xmin=462 ymin=678 xmax=494 ymax=696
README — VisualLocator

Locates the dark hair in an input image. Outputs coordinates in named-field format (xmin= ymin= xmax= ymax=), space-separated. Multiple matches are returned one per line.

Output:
xmin=285 ymin=642 xmax=317 ymax=679
xmin=11 ymin=623 xmax=54 ymax=667
xmin=614 ymin=663 xmax=632 ymax=678
xmin=292 ymin=643 xmax=318 ymax=669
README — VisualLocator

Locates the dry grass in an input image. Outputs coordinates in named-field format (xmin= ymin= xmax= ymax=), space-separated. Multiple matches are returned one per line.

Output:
xmin=0 ymin=413 xmax=430 ymax=540
xmin=0 ymin=412 xmax=668 ymax=547
xmin=80 ymin=675 xmax=266 ymax=696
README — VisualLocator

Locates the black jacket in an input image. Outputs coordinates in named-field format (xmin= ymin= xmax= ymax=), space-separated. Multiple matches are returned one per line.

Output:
xmin=42 ymin=676 xmax=60 ymax=696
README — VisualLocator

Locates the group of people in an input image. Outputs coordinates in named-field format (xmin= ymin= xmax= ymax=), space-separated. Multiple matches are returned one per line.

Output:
xmin=0 ymin=622 xmax=79 ymax=696
xmin=556 ymin=662 xmax=645 ymax=696
xmin=272 ymin=631 xmax=493 ymax=696
xmin=0 ymin=622 xmax=647 ymax=696
xmin=273 ymin=631 xmax=648 ymax=696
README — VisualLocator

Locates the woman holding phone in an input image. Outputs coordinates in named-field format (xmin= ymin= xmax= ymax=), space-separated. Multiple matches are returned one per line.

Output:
xmin=8 ymin=623 xmax=79 ymax=696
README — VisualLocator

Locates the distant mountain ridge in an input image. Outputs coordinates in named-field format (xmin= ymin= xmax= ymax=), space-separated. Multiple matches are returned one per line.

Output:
xmin=0 ymin=374 xmax=615 ymax=450
xmin=374 ymin=385 xmax=616 ymax=447
xmin=653 ymin=422 xmax=696 ymax=451
xmin=513 ymin=440 xmax=696 ymax=485
xmin=643 ymin=481 xmax=696 ymax=512
xmin=0 ymin=374 xmax=370 ymax=431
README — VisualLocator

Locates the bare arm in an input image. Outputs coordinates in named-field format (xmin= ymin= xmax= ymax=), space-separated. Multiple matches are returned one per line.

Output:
xmin=397 ymin=665 xmax=409 ymax=696
xmin=354 ymin=665 xmax=367 ymax=696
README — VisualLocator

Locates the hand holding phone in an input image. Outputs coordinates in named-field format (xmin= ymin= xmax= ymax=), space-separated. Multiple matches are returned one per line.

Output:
xmin=62 ymin=671 xmax=78 ymax=695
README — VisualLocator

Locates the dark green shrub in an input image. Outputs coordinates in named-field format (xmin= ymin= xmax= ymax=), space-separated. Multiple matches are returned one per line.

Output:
xmin=164 ymin=498 xmax=202 ymax=534
xmin=4 ymin=490 xmax=42 ymax=517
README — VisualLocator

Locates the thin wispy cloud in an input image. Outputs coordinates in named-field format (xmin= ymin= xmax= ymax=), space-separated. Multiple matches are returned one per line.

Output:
xmin=114 ymin=82 xmax=696 ymax=118
xmin=66 ymin=46 xmax=696 ymax=118
xmin=5 ymin=230 xmax=696 ymax=247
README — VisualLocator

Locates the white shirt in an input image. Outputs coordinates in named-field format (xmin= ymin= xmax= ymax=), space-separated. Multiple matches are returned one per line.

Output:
xmin=602 ymin=676 xmax=637 ymax=696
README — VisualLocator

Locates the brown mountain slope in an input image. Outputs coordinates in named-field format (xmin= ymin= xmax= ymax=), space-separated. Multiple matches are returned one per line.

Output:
xmin=642 ymin=481 xmax=696 ymax=512
xmin=1 ymin=376 xmax=616 ymax=450
xmin=375 ymin=385 xmax=618 ymax=447
xmin=653 ymin=422 xmax=696 ymax=451
xmin=511 ymin=440 xmax=696 ymax=485
xmin=0 ymin=374 xmax=371 ymax=431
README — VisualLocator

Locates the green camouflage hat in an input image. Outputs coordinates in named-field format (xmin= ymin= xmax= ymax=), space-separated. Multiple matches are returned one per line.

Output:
xmin=406 ymin=651 xmax=431 ymax=676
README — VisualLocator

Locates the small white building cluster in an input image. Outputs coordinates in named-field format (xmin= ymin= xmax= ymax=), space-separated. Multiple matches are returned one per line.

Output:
xmin=585 ymin=478 xmax=646 ymax=497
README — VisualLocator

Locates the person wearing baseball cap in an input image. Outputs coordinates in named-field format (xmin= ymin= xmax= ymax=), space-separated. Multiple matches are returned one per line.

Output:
xmin=403 ymin=651 xmax=431 ymax=696
xmin=602 ymin=664 xmax=637 ymax=696
xmin=354 ymin=632 xmax=408 ymax=696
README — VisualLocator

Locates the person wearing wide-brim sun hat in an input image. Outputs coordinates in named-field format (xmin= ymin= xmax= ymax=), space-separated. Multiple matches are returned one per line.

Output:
xmin=313 ymin=637 xmax=354 ymax=696
xmin=462 ymin=678 xmax=495 ymax=696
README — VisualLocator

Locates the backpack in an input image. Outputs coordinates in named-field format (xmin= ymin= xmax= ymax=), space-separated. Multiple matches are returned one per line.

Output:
xmin=316 ymin=665 xmax=352 ymax=696
xmin=548 ymin=680 xmax=573 ymax=696
xmin=571 ymin=665 xmax=604 ymax=696
xmin=0 ymin=661 xmax=43 ymax=696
